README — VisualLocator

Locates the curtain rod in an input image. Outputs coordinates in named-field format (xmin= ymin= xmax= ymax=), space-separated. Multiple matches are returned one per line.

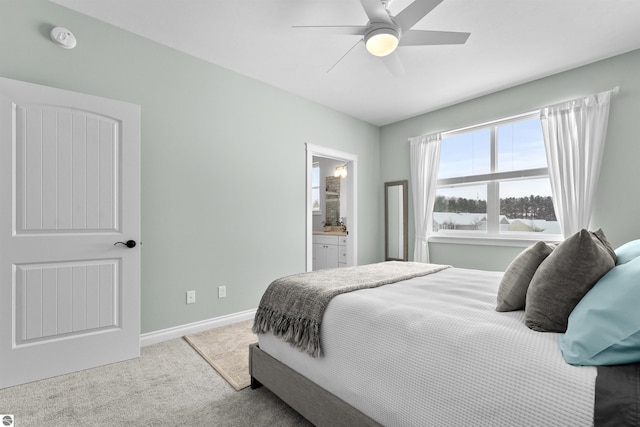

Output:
xmin=418 ymin=86 xmax=621 ymax=139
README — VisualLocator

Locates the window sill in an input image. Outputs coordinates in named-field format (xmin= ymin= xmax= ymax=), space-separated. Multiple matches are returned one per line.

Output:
xmin=428 ymin=234 xmax=563 ymax=248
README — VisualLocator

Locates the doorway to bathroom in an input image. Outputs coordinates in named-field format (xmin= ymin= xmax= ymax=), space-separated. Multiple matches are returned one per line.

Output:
xmin=305 ymin=144 xmax=358 ymax=272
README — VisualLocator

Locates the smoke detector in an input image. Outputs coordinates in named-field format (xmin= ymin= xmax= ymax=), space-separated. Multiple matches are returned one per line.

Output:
xmin=50 ymin=27 xmax=77 ymax=49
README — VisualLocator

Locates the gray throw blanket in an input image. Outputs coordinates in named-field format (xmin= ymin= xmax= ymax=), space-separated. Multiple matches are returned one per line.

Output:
xmin=252 ymin=261 xmax=450 ymax=357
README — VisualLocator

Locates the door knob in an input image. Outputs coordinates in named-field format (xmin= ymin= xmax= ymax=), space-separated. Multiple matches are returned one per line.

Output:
xmin=114 ymin=240 xmax=137 ymax=248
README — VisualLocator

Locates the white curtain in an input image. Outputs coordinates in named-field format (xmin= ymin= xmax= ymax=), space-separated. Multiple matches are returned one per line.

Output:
xmin=540 ymin=90 xmax=612 ymax=238
xmin=409 ymin=133 xmax=441 ymax=262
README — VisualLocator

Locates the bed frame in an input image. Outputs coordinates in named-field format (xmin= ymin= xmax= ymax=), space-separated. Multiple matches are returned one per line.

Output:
xmin=249 ymin=343 xmax=382 ymax=427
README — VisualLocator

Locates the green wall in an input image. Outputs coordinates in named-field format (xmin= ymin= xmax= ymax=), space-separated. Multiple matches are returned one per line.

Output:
xmin=0 ymin=0 xmax=381 ymax=333
xmin=380 ymin=49 xmax=640 ymax=271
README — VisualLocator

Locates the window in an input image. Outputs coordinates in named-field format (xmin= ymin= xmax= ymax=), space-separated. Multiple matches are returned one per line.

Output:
xmin=433 ymin=114 xmax=559 ymax=239
xmin=311 ymin=162 xmax=320 ymax=212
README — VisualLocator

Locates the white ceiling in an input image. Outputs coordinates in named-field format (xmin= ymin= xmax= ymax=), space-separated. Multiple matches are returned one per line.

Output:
xmin=51 ymin=0 xmax=640 ymax=126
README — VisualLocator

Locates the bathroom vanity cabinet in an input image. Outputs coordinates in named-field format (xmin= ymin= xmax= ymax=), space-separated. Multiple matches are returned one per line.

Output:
xmin=312 ymin=234 xmax=348 ymax=270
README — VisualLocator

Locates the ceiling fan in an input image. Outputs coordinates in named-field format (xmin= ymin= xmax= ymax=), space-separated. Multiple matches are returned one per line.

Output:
xmin=293 ymin=0 xmax=470 ymax=76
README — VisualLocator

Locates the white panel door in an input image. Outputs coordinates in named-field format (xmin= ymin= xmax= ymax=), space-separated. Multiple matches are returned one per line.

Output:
xmin=0 ymin=77 xmax=141 ymax=389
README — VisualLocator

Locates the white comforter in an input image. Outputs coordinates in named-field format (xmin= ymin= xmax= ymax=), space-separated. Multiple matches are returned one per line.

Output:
xmin=258 ymin=267 xmax=596 ymax=427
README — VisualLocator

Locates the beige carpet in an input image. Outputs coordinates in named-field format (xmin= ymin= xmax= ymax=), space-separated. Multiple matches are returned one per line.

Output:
xmin=0 ymin=336 xmax=311 ymax=426
xmin=184 ymin=319 xmax=257 ymax=391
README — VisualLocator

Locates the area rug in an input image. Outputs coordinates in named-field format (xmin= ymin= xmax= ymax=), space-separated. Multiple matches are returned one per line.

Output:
xmin=184 ymin=319 xmax=257 ymax=391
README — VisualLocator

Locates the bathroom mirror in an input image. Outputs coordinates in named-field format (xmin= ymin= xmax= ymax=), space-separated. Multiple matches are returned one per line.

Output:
xmin=325 ymin=176 xmax=341 ymax=227
xmin=385 ymin=180 xmax=408 ymax=261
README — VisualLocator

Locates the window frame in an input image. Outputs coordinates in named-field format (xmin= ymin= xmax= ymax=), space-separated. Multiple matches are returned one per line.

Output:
xmin=431 ymin=112 xmax=563 ymax=246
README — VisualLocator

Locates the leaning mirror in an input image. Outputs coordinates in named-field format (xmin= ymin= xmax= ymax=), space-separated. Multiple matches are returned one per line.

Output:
xmin=385 ymin=180 xmax=408 ymax=261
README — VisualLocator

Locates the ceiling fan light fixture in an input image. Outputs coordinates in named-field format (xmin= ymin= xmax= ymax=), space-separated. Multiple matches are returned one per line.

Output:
xmin=365 ymin=28 xmax=399 ymax=57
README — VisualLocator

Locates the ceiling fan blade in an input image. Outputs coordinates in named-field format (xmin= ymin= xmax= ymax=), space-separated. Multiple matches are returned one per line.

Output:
xmin=381 ymin=51 xmax=405 ymax=77
xmin=399 ymin=29 xmax=470 ymax=46
xmin=360 ymin=0 xmax=393 ymax=24
xmin=292 ymin=25 xmax=367 ymax=36
xmin=394 ymin=0 xmax=444 ymax=31
xmin=327 ymin=39 xmax=364 ymax=73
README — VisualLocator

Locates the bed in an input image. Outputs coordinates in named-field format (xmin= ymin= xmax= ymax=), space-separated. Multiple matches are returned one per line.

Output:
xmin=250 ymin=234 xmax=640 ymax=426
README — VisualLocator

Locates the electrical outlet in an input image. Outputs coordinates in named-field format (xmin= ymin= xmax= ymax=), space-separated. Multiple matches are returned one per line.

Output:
xmin=186 ymin=290 xmax=196 ymax=304
xmin=218 ymin=286 xmax=226 ymax=299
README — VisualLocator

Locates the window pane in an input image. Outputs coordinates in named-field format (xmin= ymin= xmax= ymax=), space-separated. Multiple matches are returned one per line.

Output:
xmin=311 ymin=163 xmax=320 ymax=211
xmin=499 ymin=178 xmax=559 ymax=235
xmin=433 ymin=185 xmax=487 ymax=233
xmin=433 ymin=114 xmax=557 ymax=239
xmin=439 ymin=129 xmax=491 ymax=179
xmin=497 ymin=118 xmax=546 ymax=172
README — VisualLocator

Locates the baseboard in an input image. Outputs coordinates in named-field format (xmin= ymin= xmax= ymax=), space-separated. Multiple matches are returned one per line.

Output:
xmin=140 ymin=308 xmax=256 ymax=347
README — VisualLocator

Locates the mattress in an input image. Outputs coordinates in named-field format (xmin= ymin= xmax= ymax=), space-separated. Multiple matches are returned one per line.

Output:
xmin=258 ymin=267 xmax=597 ymax=427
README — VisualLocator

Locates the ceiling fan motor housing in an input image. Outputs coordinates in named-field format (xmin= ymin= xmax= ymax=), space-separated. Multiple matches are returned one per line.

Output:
xmin=364 ymin=22 xmax=401 ymax=56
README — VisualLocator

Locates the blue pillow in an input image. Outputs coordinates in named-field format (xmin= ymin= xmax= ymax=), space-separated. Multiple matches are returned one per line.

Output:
xmin=615 ymin=239 xmax=640 ymax=264
xmin=559 ymin=256 xmax=640 ymax=365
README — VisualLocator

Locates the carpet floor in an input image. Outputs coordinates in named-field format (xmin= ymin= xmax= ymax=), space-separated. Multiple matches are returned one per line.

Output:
xmin=0 ymin=334 xmax=312 ymax=427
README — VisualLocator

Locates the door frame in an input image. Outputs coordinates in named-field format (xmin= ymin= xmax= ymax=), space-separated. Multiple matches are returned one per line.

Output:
xmin=305 ymin=143 xmax=358 ymax=271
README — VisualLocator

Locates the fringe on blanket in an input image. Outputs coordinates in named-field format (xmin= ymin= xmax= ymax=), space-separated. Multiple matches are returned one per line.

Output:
xmin=253 ymin=307 xmax=322 ymax=357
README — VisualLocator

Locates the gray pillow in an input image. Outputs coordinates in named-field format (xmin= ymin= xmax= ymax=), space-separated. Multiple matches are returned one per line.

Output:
xmin=593 ymin=227 xmax=617 ymax=262
xmin=525 ymin=228 xmax=616 ymax=332
xmin=496 ymin=241 xmax=555 ymax=312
